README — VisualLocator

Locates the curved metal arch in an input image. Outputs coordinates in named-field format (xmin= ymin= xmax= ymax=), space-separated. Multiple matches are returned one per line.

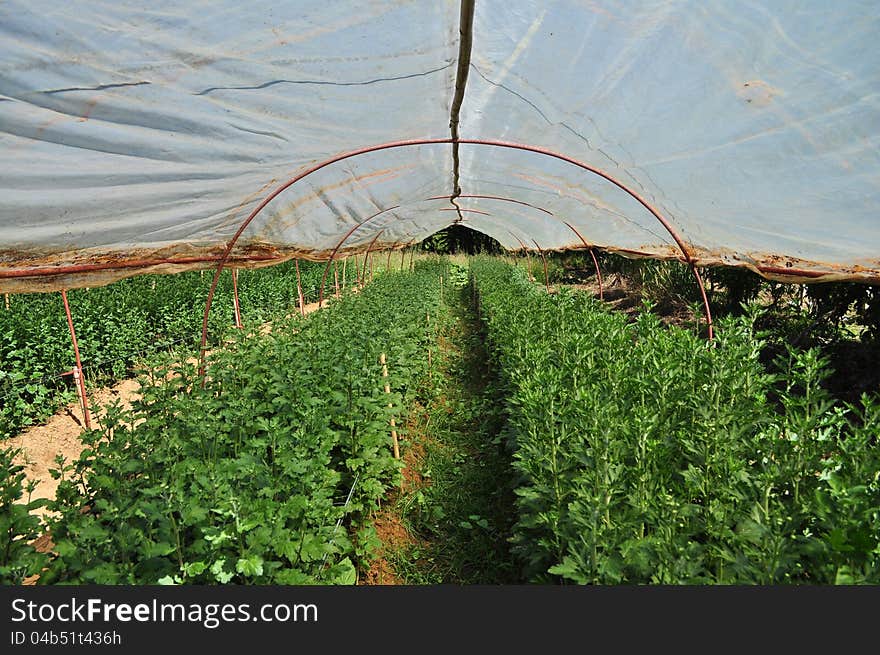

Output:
xmin=361 ymin=228 xmax=386 ymax=285
xmin=561 ymin=220 xmax=603 ymax=300
xmin=315 ymin=205 xmax=400 ymax=310
xmin=199 ymin=138 xmax=715 ymax=375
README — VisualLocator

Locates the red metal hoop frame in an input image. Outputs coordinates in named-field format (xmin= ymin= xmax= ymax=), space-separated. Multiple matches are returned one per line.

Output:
xmin=198 ymin=138 xmax=715 ymax=375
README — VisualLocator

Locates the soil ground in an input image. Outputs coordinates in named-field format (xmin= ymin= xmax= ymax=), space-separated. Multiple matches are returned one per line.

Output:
xmin=361 ymin=275 xmax=518 ymax=584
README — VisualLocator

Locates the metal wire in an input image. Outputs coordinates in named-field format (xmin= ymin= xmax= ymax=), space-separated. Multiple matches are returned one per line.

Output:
xmin=320 ymin=472 xmax=359 ymax=575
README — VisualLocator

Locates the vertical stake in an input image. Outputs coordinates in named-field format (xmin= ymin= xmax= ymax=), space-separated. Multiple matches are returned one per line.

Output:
xmin=379 ymin=353 xmax=400 ymax=460
xmin=590 ymin=248 xmax=604 ymax=300
xmin=426 ymin=310 xmax=432 ymax=381
xmin=60 ymin=290 xmax=91 ymax=430
xmin=342 ymin=257 xmax=347 ymax=291
xmin=386 ymin=249 xmax=392 ymax=273
xmin=4 ymin=293 xmax=9 ymax=310
xmin=334 ymin=260 xmax=340 ymax=298
xmin=370 ymin=252 xmax=374 ymax=282
xmin=400 ymin=248 xmax=406 ymax=271
xmin=539 ymin=248 xmax=550 ymax=293
xmin=409 ymin=246 xmax=415 ymax=272
xmin=295 ymin=259 xmax=306 ymax=315
xmin=231 ymin=268 xmax=243 ymax=328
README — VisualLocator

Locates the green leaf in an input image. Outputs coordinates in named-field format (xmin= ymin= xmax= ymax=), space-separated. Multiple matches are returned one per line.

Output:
xmin=235 ymin=555 xmax=264 ymax=578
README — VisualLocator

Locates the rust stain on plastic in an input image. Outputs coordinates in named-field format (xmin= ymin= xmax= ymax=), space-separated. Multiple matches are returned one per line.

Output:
xmin=738 ymin=80 xmax=781 ymax=107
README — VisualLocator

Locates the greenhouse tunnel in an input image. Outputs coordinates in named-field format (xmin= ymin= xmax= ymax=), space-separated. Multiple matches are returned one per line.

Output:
xmin=4 ymin=0 xmax=880 ymax=594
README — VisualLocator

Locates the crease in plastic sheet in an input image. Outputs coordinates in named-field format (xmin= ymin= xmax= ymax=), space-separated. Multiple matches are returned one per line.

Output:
xmin=1 ymin=0 xmax=879 ymax=292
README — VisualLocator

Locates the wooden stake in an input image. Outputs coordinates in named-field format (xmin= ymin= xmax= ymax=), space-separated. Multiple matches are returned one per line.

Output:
xmin=342 ymin=257 xmax=347 ymax=290
xmin=370 ymin=252 xmax=374 ymax=282
xmin=409 ymin=246 xmax=415 ymax=272
xmin=4 ymin=293 xmax=9 ymax=310
xmin=379 ymin=353 xmax=399 ymax=460
xmin=354 ymin=254 xmax=361 ymax=288
xmin=231 ymin=268 xmax=243 ymax=328
xmin=426 ymin=311 xmax=432 ymax=380
xmin=400 ymin=248 xmax=406 ymax=271
xmin=333 ymin=260 xmax=340 ymax=298
xmin=295 ymin=259 xmax=305 ymax=316
xmin=386 ymin=249 xmax=392 ymax=272
xmin=538 ymin=248 xmax=550 ymax=293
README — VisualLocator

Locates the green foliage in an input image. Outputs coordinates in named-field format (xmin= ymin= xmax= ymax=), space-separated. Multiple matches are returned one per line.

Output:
xmin=470 ymin=256 xmax=880 ymax=584
xmin=392 ymin=265 xmax=518 ymax=583
xmin=803 ymin=282 xmax=880 ymax=344
xmin=0 ymin=261 xmax=326 ymax=441
xmin=40 ymin=262 xmax=445 ymax=584
xmin=0 ymin=446 xmax=49 ymax=583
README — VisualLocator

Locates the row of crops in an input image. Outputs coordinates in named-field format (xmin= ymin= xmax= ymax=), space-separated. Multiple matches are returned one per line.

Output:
xmin=0 ymin=260 xmax=330 ymax=441
xmin=470 ymin=257 xmax=880 ymax=584
xmin=4 ymin=254 xmax=878 ymax=585
xmin=3 ymin=260 xmax=440 ymax=584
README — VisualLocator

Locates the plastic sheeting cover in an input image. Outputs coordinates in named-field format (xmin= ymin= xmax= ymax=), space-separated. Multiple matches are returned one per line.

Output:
xmin=1 ymin=0 xmax=878 ymax=291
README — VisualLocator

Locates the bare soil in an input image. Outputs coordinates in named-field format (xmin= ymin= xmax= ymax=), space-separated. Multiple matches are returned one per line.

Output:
xmin=360 ymin=406 xmax=431 ymax=585
xmin=562 ymin=275 xmax=697 ymax=330
xmin=9 ymin=378 xmax=141 ymax=518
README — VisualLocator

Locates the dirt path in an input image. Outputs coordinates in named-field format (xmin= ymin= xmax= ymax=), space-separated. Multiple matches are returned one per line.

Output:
xmin=9 ymin=296 xmax=332 ymax=515
xmin=362 ymin=270 xmax=518 ymax=584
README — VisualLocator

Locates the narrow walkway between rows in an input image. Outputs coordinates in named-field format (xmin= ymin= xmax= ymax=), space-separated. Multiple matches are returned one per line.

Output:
xmin=365 ymin=266 xmax=520 ymax=584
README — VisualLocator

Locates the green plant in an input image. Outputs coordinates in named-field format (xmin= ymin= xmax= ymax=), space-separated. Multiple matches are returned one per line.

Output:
xmin=42 ymin=262 xmax=447 ymax=584
xmin=470 ymin=256 xmax=880 ymax=584
xmin=0 ymin=261 xmax=328 ymax=442
xmin=0 ymin=446 xmax=49 ymax=584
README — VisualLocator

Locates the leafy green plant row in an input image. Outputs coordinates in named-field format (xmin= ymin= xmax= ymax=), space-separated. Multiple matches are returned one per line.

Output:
xmin=0 ymin=260 xmax=330 ymax=441
xmin=4 ymin=259 xmax=446 ymax=585
xmin=470 ymin=256 xmax=880 ymax=584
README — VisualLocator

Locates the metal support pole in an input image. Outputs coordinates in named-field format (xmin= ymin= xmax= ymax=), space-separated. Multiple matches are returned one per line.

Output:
xmin=60 ymin=290 xmax=91 ymax=430
xmin=690 ymin=264 xmax=715 ymax=340
xmin=362 ymin=230 xmax=385 ymax=286
xmin=534 ymin=242 xmax=550 ymax=293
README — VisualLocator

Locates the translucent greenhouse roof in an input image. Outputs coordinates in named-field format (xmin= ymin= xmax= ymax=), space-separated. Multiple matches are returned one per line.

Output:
xmin=1 ymin=1 xmax=878 ymax=292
